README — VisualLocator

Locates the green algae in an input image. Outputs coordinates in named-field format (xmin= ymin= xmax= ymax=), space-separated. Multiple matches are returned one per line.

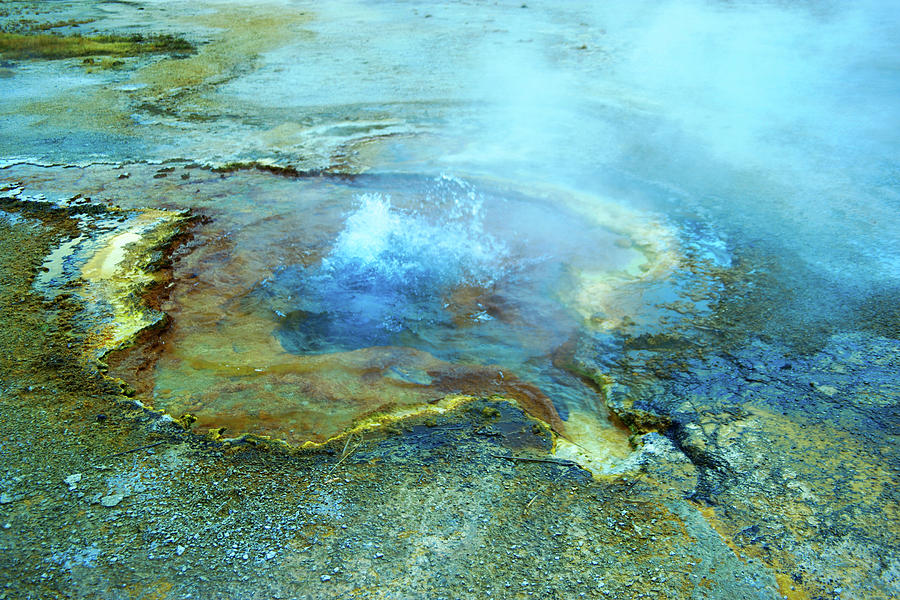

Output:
xmin=0 ymin=31 xmax=194 ymax=60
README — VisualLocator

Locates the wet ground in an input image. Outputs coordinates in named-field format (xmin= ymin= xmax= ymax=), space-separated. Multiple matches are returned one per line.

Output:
xmin=1 ymin=1 xmax=899 ymax=599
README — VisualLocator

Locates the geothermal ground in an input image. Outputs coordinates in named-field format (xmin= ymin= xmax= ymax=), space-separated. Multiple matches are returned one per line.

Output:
xmin=1 ymin=2 xmax=898 ymax=600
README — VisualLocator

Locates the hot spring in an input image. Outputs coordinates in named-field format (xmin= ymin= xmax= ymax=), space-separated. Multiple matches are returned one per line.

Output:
xmin=110 ymin=171 xmax=680 ymax=468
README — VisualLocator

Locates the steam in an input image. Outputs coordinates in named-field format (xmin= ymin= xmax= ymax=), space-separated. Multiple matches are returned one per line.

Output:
xmin=605 ymin=1 xmax=899 ymax=175
xmin=459 ymin=0 xmax=900 ymax=285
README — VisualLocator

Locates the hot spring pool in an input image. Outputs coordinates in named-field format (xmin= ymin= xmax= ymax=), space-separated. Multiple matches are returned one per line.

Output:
xmin=109 ymin=171 xmax=680 ymax=468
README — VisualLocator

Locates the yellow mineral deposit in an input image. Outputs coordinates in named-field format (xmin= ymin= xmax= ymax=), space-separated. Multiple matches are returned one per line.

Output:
xmin=569 ymin=221 xmax=680 ymax=326
xmin=131 ymin=7 xmax=312 ymax=110
xmin=81 ymin=230 xmax=144 ymax=281
xmin=552 ymin=409 xmax=634 ymax=473
xmin=79 ymin=208 xmax=189 ymax=356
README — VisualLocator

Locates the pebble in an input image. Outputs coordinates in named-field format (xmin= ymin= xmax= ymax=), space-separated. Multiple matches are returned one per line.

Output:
xmin=265 ymin=551 xmax=277 ymax=560
xmin=816 ymin=384 xmax=838 ymax=397
xmin=321 ymin=575 xmax=331 ymax=582
xmin=0 ymin=493 xmax=13 ymax=504
xmin=176 ymin=545 xmax=186 ymax=556
xmin=64 ymin=474 xmax=82 ymax=490
xmin=100 ymin=493 xmax=124 ymax=507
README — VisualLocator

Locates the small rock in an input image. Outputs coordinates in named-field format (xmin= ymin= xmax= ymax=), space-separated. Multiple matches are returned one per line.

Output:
xmin=265 ymin=551 xmax=276 ymax=560
xmin=176 ymin=545 xmax=186 ymax=556
xmin=374 ymin=553 xmax=384 ymax=559
xmin=0 ymin=493 xmax=13 ymax=505
xmin=815 ymin=384 xmax=838 ymax=397
xmin=100 ymin=493 xmax=124 ymax=507
xmin=64 ymin=474 xmax=82 ymax=490
xmin=320 ymin=575 xmax=331 ymax=582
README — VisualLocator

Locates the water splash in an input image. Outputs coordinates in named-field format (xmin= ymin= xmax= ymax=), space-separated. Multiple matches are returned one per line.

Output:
xmin=256 ymin=175 xmax=513 ymax=353
xmin=326 ymin=177 xmax=510 ymax=292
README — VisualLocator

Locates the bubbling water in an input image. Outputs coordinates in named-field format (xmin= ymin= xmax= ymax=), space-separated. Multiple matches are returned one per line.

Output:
xmin=255 ymin=176 xmax=524 ymax=355
xmin=330 ymin=187 xmax=508 ymax=289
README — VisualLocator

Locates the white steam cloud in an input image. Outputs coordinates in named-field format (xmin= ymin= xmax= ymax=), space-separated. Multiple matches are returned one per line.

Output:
xmin=458 ymin=0 xmax=900 ymax=284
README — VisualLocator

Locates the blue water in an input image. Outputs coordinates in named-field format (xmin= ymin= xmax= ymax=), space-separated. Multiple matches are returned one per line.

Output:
xmin=251 ymin=177 xmax=559 ymax=358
